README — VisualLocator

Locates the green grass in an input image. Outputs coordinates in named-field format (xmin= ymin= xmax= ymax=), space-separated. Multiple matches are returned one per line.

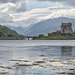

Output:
xmin=34 ymin=36 xmax=74 ymax=40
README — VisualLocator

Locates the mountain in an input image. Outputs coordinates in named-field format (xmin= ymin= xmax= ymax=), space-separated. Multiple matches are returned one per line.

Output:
xmin=23 ymin=17 xmax=75 ymax=36
xmin=7 ymin=26 xmax=25 ymax=34
xmin=7 ymin=24 xmax=34 ymax=34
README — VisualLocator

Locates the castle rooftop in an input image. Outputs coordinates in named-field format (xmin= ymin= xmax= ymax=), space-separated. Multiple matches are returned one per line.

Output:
xmin=61 ymin=22 xmax=72 ymax=26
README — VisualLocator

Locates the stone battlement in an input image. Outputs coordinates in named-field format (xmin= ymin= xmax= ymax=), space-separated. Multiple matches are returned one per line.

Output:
xmin=61 ymin=22 xmax=72 ymax=26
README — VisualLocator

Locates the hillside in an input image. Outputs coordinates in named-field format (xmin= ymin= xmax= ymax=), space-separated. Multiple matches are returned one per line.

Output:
xmin=23 ymin=17 xmax=75 ymax=36
xmin=0 ymin=25 xmax=18 ymax=37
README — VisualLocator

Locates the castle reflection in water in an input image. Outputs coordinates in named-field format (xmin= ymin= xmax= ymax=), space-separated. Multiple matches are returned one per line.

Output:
xmin=61 ymin=46 xmax=72 ymax=56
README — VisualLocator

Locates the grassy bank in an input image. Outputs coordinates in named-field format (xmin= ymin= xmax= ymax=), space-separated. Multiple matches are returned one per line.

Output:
xmin=33 ymin=35 xmax=74 ymax=40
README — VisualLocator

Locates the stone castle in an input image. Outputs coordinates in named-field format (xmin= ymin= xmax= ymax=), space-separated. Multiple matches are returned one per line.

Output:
xmin=48 ymin=22 xmax=73 ymax=36
xmin=61 ymin=22 xmax=73 ymax=33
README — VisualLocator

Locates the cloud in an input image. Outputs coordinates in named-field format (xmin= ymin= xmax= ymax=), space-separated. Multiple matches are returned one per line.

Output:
xmin=36 ymin=0 xmax=75 ymax=7
xmin=0 ymin=0 xmax=27 ymax=13
xmin=8 ymin=1 xmax=27 ymax=13
xmin=0 ymin=0 xmax=75 ymax=27
xmin=1 ymin=6 xmax=75 ymax=27
xmin=10 ymin=6 xmax=75 ymax=27
xmin=14 ymin=6 xmax=75 ymax=21
xmin=0 ymin=0 xmax=24 ymax=3
xmin=0 ymin=11 xmax=13 ymax=23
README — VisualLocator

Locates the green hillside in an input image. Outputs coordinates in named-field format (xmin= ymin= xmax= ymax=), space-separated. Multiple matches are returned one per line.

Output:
xmin=0 ymin=25 xmax=18 ymax=37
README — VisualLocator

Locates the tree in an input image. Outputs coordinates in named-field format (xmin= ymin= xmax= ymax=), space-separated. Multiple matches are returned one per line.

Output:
xmin=39 ymin=34 xmax=44 ymax=38
xmin=0 ymin=29 xmax=4 ymax=37
xmin=8 ymin=34 xmax=15 ymax=37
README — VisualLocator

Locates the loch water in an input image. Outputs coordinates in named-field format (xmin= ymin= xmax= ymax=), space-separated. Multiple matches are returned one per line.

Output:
xmin=0 ymin=40 xmax=75 ymax=75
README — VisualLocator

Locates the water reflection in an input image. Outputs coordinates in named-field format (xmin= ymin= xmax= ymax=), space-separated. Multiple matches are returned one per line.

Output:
xmin=0 ymin=40 xmax=75 ymax=75
xmin=61 ymin=46 xmax=72 ymax=56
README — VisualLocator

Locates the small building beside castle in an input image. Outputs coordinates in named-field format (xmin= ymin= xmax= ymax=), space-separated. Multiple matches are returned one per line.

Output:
xmin=61 ymin=22 xmax=73 ymax=33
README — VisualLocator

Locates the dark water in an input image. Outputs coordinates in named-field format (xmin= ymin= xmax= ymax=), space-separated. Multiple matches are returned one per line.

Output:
xmin=0 ymin=40 xmax=75 ymax=75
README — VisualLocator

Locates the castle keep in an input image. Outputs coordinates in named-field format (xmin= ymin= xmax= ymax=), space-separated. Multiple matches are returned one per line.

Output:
xmin=61 ymin=22 xmax=73 ymax=33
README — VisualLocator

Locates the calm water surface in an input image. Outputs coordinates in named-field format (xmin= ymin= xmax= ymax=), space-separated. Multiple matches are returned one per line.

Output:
xmin=0 ymin=40 xmax=75 ymax=75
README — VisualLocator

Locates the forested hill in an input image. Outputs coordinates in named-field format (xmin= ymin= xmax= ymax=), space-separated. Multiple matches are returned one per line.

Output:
xmin=0 ymin=25 xmax=18 ymax=37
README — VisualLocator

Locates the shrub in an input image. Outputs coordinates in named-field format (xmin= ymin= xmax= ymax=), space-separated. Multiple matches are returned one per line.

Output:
xmin=8 ymin=34 xmax=15 ymax=37
xmin=39 ymin=34 xmax=44 ymax=38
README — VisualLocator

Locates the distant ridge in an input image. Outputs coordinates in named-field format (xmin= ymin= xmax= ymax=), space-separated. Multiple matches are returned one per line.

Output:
xmin=7 ymin=26 xmax=25 ymax=34
xmin=7 ymin=24 xmax=34 ymax=34
xmin=23 ymin=17 xmax=75 ymax=36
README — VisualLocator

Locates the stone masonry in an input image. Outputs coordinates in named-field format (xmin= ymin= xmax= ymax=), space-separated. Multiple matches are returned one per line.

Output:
xmin=61 ymin=22 xmax=73 ymax=33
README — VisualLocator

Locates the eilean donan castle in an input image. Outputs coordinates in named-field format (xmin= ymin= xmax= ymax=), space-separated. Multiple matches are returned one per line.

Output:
xmin=61 ymin=22 xmax=73 ymax=33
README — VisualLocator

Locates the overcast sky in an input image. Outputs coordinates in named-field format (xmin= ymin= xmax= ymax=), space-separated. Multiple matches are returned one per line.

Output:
xmin=0 ymin=0 xmax=75 ymax=27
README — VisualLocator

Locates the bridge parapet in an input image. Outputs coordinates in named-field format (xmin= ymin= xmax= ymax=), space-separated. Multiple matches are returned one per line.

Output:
xmin=24 ymin=36 xmax=34 ymax=40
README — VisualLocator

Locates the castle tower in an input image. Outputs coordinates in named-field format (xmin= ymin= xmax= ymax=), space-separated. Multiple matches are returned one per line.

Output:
xmin=61 ymin=22 xmax=73 ymax=33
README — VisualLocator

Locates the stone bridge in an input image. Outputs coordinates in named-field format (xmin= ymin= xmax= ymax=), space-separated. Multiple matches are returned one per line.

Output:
xmin=24 ymin=36 xmax=34 ymax=40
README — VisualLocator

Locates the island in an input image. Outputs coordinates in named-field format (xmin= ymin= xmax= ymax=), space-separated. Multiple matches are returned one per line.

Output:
xmin=33 ymin=22 xmax=75 ymax=40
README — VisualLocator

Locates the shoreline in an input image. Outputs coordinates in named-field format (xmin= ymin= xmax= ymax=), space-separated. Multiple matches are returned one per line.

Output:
xmin=0 ymin=37 xmax=24 ymax=40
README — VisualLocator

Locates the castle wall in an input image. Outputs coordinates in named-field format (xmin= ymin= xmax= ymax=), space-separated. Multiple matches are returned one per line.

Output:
xmin=61 ymin=23 xmax=73 ymax=33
